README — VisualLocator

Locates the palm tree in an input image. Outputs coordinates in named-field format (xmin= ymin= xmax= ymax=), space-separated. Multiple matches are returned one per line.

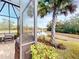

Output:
xmin=38 ymin=0 xmax=77 ymax=47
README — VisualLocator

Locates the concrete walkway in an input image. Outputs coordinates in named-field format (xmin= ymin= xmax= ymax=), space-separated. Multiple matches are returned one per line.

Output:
xmin=56 ymin=33 xmax=79 ymax=42
xmin=0 ymin=41 xmax=15 ymax=59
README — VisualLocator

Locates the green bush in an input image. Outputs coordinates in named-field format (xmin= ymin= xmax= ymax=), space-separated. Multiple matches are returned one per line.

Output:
xmin=31 ymin=43 xmax=59 ymax=59
xmin=47 ymin=17 xmax=79 ymax=34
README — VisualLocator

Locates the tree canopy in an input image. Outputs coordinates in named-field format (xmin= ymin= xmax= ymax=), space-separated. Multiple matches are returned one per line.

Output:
xmin=38 ymin=0 xmax=77 ymax=17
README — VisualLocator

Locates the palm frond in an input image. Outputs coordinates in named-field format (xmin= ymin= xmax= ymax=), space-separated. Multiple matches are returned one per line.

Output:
xmin=38 ymin=0 xmax=77 ymax=17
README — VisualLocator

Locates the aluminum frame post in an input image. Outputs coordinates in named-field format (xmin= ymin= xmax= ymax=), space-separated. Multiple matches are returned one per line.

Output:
xmin=19 ymin=0 xmax=22 ymax=59
xmin=34 ymin=0 xmax=38 ymax=43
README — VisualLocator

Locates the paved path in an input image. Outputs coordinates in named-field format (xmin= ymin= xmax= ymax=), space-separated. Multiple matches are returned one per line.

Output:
xmin=0 ymin=41 xmax=15 ymax=59
xmin=56 ymin=33 xmax=79 ymax=42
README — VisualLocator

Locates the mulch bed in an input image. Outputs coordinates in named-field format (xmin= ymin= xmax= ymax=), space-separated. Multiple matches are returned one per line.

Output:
xmin=38 ymin=38 xmax=66 ymax=50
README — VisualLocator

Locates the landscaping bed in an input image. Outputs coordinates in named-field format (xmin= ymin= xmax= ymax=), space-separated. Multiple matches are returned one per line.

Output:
xmin=31 ymin=35 xmax=79 ymax=59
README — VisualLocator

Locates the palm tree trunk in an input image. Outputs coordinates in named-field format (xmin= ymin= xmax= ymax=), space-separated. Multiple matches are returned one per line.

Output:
xmin=51 ymin=10 xmax=57 ymax=47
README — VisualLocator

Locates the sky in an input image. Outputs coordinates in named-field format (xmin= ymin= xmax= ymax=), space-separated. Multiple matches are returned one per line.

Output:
xmin=0 ymin=0 xmax=79 ymax=28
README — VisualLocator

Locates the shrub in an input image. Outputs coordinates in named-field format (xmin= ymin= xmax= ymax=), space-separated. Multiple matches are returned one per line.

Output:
xmin=47 ymin=17 xmax=79 ymax=34
xmin=31 ymin=43 xmax=59 ymax=59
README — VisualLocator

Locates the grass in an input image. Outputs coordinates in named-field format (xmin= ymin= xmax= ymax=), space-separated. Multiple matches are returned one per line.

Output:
xmin=56 ymin=40 xmax=79 ymax=59
xmin=31 ymin=35 xmax=79 ymax=59
xmin=0 ymin=30 xmax=17 ymax=33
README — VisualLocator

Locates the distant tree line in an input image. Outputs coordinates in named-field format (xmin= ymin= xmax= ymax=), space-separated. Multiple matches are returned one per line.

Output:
xmin=0 ymin=19 xmax=16 ymax=30
xmin=47 ymin=16 xmax=79 ymax=34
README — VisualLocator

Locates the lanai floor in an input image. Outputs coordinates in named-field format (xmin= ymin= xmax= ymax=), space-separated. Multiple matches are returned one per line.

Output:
xmin=0 ymin=40 xmax=15 ymax=59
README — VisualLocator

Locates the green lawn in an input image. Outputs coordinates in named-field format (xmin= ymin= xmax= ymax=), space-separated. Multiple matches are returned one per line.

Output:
xmin=31 ymin=39 xmax=79 ymax=59
xmin=0 ymin=30 xmax=17 ymax=33
xmin=57 ymin=40 xmax=79 ymax=59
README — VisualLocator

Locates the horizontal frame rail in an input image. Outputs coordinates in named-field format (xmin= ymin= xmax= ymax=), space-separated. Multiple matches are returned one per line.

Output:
xmin=21 ymin=41 xmax=35 ymax=47
xmin=1 ymin=0 xmax=20 ymax=8
xmin=0 ymin=14 xmax=17 ymax=18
